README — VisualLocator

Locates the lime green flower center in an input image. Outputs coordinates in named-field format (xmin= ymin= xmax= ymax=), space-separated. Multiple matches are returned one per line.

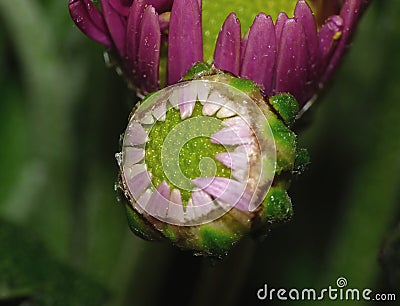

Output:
xmin=145 ymin=102 xmax=231 ymax=203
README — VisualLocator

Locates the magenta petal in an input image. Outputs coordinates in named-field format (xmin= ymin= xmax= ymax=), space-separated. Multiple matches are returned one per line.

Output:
xmin=240 ymin=14 xmax=276 ymax=94
xmin=322 ymin=0 xmax=371 ymax=84
xmin=319 ymin=15 xmax=344 ymax=82
xmin=109 ymin=0 xmax=131 ymax=16
xmin=82 ymin=0 xmax=109 ymax=33
xmin=126 ymin=0 xmax=146 ymax=77
xmin=214 ymin=13 xmax=241 ymax=76
xmin=192 ymin=177 xmax=252 ymax=211
xmin=275 ymin=12 xmax=288 ymax=51
xmin=146 ymin=181 xmax=170 ymax=218
xmin=100 ymin=0 xmax=127 ymax=56
xmin=127 ymin=171 xmax=152 ymax=199
xmin=211 ymin=123 xmax=251 ymax=145
xmin=275 ymin=19 xmax=308 ymax=106
xmin=69 ymin=0 xmax=112 ymax=47
xmin=167 ymin=0 xmax=203 ymax=84
xmin=138 ymin=6 xmax=161 ymax=93
xmin=295 ymin=0 xmax=320 ymax=83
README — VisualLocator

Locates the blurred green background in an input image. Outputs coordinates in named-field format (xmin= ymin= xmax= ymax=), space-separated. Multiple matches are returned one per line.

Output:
xmin=0 ymin=1 xmax=399 ymax=305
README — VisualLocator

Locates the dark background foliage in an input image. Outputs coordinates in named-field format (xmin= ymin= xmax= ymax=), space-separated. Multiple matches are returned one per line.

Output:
xmin=0 ymin=1 xmax=399 ymax=305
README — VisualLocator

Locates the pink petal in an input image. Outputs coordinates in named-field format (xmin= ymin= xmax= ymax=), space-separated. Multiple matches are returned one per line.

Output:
xmin=167 ymin=189 xmax=184 ymax=223
xmin=215 ymin=152 xmax=248 ymax=170
xmin=126 ymin=171 xmax=152 ymax=199
xmin=125 ymin=122 xmax=148 ymax=145
xmin=124 ymin=147 xmax=145 ymax=165
xmin=192 ymin=177 xmax=252 ymax=211
xmin=211 ymin=124 xmax=252 ymax=145
xmin=146 ymin=181 xmax=170 ymax=218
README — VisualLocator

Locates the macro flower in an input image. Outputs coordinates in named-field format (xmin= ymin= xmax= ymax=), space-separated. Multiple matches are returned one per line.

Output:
xmin=116 ymin=70 xmax=297 ymax=255
xmin=69 ymin=0 xmax=371 ymax=256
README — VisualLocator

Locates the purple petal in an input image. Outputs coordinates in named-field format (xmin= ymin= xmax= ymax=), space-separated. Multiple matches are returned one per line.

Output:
xmin=214 ymin=13 xmax=241 ymax=76
xmin=180 ymin=102 xmax=195 ymax=119
xmin=123 ymin=164 xmax=146 ymax=180
xmin=322 ymin=0 xmax=371 ymax=84
xmin=318 ymin=15 xmax=343 ymax=75
xmin=192 ymin=189 xmax=213 ymax=206
xmin=137 ymin=189 xmax=152 ymax=210
xmin=167 ymin=189 xmax=184 ymax=222
xmin=126 ymin=170 xmax=152 ymax=199
xmin=69 ymin=0 xmax=112 ymax=47
xmin=152 ymin=101 xmax=167 ymax=121
xmin=215 ymin=152 xmax=248 ymax=170
xmin=274 ymin=19 xmax=308 ymax=106
xmin=124 ymin=147 xmax=145 ymax=165
xmin=240 ymin=14 xmax=276 ymax=95
xmin=109 ymin=0 xmax=131 ymax=16
xmin=295 ymin=0 xmax=320 ymax=83
xmin=190 ymin=190 xmax=215 ymax=216
xmin=168 ymin=0 xmax=203 ymax=84
xmin=126 ymin=0 xmax=146 ymax=78
xmin=146 ymin=181 xmax=170 ymax=218
xmin=216 ymin=105 xmax=236 ymax=118
xmin=170 ymin=188 xmax=183 ymax=206
xmin=211 ymin=123 xmax=252 ymax=145
xmin=192 ymin=177 xmax=252 ymax=211
xmin=125 ymin=122 xmax=148 ymax=145
xmin=100 ymin=0 xmax=127 ymax=56
xmin=82 ymin=0 xmax=109 ymax=33
xmin=145 ymin=0 xmax=174 ymax=12
xmin=275 ymin=12 xmax=288 ymax=51
xmin=179 ymin=83 xmax=198 ymax=118
xmin=202 ymin=91 xmax=223 ymax=116
xmin=196 ymin=82 xmax=211 ymax=103
xmin=138 ymin=5 xmax=161 ymax=93
xmin=222 ymin=116 xmax=246 ymax=127
xmin=168 ymin=83 xmax=197 ymax=111
xmin=232 ymin=168 xmax=249 ymax=182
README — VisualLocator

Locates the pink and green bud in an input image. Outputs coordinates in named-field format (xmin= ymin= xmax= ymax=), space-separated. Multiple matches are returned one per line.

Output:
xmin=116 ymin=67 xmax=301 ymax=256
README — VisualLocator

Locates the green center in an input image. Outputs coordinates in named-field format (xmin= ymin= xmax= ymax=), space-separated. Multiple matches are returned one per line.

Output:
xmin=145 ymin=102 xmax=232 ymax=203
